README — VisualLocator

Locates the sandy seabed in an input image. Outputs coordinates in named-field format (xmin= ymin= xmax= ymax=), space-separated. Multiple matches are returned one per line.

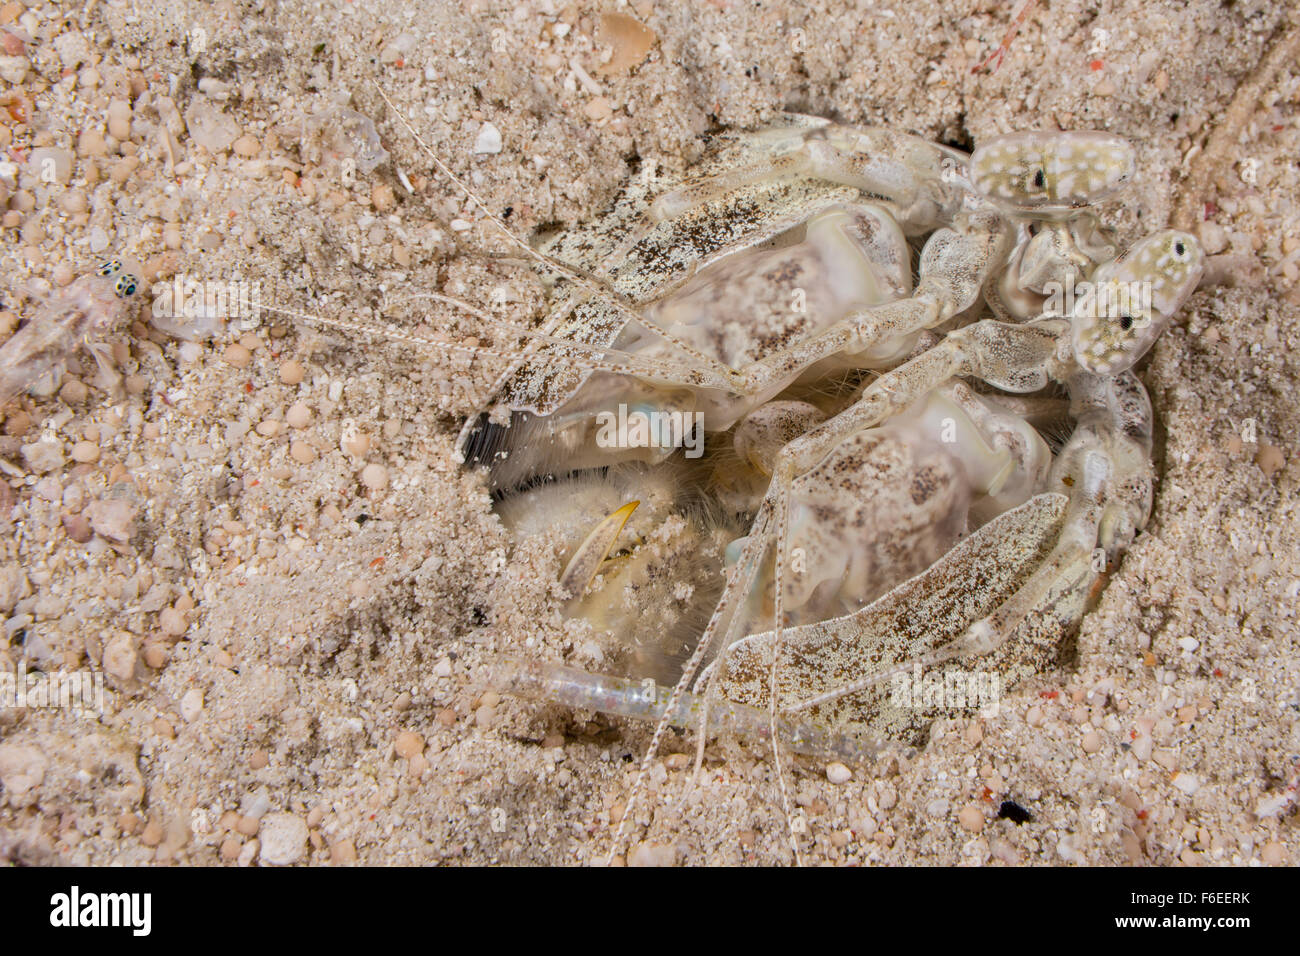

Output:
xmin=0 ymin=0 xmax=1297 ymax=865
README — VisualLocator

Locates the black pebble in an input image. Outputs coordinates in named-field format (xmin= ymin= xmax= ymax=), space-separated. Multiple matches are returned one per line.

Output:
xmin=998 ymin=800 xmax=1033 ymax=824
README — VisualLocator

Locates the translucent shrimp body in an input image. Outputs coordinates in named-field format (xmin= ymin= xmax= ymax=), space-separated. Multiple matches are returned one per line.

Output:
xmin=0 ymin=260 xmax=141 ymax=409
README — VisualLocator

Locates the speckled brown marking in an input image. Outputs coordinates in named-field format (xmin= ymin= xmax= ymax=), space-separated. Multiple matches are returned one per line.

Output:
xmin=717 ymin=494 xmax=1069 ymax=745
xmin=480 ymin=128 xmax=865 ymax=421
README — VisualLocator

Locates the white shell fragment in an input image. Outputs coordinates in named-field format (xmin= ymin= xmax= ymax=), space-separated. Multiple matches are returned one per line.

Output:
xmin=473 ymin=121 xmax=503 ymax=154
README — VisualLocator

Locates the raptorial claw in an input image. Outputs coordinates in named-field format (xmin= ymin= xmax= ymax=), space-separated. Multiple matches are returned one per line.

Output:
xmin=559 ymin=500 xmax=640 ymax=598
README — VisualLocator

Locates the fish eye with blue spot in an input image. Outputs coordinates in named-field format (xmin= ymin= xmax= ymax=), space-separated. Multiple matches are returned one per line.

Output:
xmin=114 ymin=274 xmax=139 ymax=298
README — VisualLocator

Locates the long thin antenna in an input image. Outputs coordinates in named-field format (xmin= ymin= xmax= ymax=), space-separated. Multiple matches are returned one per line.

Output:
xmin=245 ymin=293 xmax=729 ymax=387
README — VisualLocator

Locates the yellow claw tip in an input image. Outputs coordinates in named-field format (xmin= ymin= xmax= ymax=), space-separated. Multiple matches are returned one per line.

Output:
xmin=558 ymin=500 xmax=640 ymax=597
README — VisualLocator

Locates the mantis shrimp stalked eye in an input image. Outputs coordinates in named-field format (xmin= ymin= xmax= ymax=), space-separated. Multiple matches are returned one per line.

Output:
xmin=970 ymin=131 xmax=1136 ymax=213
xmin=1070 ymin=230 xmax=1204 ymax=375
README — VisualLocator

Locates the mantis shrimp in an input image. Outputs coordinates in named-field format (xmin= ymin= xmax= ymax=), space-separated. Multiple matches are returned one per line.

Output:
xmin=262 ymin=93 xmax=1204 ymax=864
